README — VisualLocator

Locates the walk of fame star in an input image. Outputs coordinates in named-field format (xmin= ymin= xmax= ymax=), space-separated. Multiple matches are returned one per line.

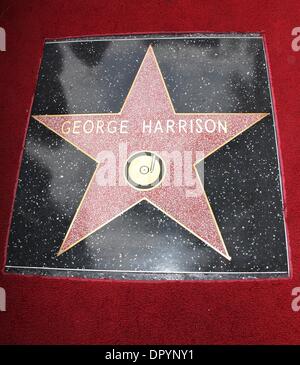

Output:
xmin=33 ymin=46 xmax=268 ymax=259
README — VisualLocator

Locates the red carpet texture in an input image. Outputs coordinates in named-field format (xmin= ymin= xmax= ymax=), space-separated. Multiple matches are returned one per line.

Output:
xmin=0 ymin=0 xmax=300 ymax=344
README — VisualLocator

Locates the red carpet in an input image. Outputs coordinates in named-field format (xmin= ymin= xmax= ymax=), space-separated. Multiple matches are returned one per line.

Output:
xmin=0 ymin=0 xmax=300 ymax=344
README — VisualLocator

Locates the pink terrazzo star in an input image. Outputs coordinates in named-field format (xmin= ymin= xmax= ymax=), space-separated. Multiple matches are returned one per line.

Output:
xmin=33 ymin=46 xmax=268 ymax=259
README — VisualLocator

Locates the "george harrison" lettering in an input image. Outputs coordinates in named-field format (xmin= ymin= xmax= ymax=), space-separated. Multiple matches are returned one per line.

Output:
xmin=61 ymin=118 xmax=228 ymax=135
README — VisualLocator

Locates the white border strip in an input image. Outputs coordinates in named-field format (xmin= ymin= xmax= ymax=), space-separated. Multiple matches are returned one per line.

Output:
xmin=46 ymin=36 xmax=262 ymax=44
xmin=5 ymin=265 xmax=288 ymax=275
xmin=261 ymin=39 xmax=290 ymax=276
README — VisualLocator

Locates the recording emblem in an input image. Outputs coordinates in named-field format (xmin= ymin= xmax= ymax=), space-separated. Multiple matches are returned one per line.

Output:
xmin=125 ymin=151 xmax=165 ymax=190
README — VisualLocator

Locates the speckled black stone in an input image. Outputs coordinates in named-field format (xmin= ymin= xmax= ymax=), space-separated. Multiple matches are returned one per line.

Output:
xmin=5 ymin=34 xmax=289 ymax=280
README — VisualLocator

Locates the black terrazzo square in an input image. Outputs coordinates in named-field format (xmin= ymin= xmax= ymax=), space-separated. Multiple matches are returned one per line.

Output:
xmin=5 ymin=34 xmax=289 ymax=280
